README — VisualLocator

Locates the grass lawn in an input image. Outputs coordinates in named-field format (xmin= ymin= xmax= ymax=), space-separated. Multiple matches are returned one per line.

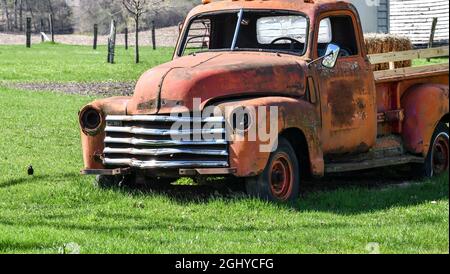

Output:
xmin=413 ymin=57 xmax=449 ymax=67
xmin=0 ymin=43 xmax=447 ymax=83
xmin=0 ymin=87 xmax=448 ymax=254
xmin=0 ymin=44 xmax=448 ymax=254
xmin=0 ymin=43 xmax=174 ymax=82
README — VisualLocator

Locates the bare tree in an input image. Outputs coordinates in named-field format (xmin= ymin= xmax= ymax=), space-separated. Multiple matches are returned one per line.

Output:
xmin=24 ymin=0 xmax=36 ymax=31
xmin=13 ymin=0 xmax=17 ymax=29
xmin=76 ymin=0 xmax=192 ymax=35
xmin=2 ymin=0 xmax=10 ymax=31
xmin=0 ymin=0 xmax=73 ymax=33
xmin=19 ymin=0 xmax=22 ymax=31
xmin=123 ymin=0 xmax=145 ymax=63
xmin=122 ymin=0 xmax=164 ymax=63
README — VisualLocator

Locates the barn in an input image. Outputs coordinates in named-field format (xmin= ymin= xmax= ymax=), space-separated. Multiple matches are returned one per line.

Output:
xmin=350 ymin=0 xmax=449 ymax=46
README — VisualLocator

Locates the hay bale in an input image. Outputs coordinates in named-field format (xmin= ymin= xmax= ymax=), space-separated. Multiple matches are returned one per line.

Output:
xmin=364 ymin=33 xmax=413 ymax=71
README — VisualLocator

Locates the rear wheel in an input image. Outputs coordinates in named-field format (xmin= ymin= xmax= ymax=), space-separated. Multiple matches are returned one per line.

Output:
xmin=420 ymin=122 xmax=449 ymax=178
xmin=245 ymin=137 xmax=300 ymax=203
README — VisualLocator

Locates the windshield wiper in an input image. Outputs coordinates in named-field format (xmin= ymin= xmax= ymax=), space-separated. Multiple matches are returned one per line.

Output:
xmin=231 ymin=9 xmax=244 ymax=51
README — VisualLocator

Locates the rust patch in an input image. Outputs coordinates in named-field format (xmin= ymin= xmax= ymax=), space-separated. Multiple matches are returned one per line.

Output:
xmin=137 ymin=100 xmax=154 ymax=111
xmin=328 ymin=81 xmax=355 ymax=127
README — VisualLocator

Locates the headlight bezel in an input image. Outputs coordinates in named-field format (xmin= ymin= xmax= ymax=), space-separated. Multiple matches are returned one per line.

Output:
xmin=79 ymin=106 xmax=104 ymax=135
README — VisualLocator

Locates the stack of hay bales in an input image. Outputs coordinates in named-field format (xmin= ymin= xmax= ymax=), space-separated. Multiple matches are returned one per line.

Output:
xmin=365 ymin=33 xmax=413 ymax=71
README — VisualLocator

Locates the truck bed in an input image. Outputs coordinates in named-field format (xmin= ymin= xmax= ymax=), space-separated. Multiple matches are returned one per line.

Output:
xmin=369 ymin=46 xmax=449 ymax=136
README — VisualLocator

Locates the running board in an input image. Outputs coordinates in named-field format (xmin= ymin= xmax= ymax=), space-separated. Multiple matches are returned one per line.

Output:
xmin=325 ymin=155 xmax=424 ymax=173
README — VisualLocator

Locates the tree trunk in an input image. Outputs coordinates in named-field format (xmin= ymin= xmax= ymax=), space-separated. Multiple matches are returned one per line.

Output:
xmin=25 ymin=0 xmax=36 ymax=32
xmin=46 ymin=0 xmax=53 ymax=34
xmin=2 ymin=0 xmax=10 ymax=31
xmin=47 ymin=0 xmax=53 ymax=14
xmin=135 ymin=16 xmax=139 ymax=64
xmin=14 ymin=0 xmax=18 ymax=30
xmin=19 ymin=0 xmax=23 ymax=31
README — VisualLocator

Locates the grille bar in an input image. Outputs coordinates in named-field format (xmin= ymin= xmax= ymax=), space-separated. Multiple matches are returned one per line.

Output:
xmin=104 ymin=137 xmax=227 ymax=146
xmin=105 ymin=126 xmax=226 ymax=136
xmin=103 ymin=158 xmax=229 ymax=169
xmin=106 ymin=115 xmax=225 ymax=123
xmin=104 ymin=147 xmax=228 ymax=156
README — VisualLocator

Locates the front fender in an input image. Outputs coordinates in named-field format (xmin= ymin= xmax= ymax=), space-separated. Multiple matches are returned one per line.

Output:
xmin=401 ymin=84 xmax=449 ymax=156
xmin=216 ymin=97 xmax=323 ymax=177
xmin=80 ymin=97 xmax=130 ymax=170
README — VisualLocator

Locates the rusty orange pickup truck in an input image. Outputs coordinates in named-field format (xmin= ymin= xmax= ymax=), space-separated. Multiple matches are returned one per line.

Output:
xmin=79 ymin=0 xmax=449 ymax=203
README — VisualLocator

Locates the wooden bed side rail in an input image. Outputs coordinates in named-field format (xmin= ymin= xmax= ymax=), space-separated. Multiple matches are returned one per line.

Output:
xmin=373 ymin=63 xmax=449 ymax=82
xmin=368 ymin=46 xmax=449 ymax=65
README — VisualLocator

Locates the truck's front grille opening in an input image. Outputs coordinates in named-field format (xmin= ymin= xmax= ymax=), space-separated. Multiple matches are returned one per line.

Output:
xmin=103 ymin=115 xmax=229 ymax=169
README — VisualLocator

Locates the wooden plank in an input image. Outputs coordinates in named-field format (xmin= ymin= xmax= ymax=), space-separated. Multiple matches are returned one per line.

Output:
xmin=368 ymin=46 xmax=449 ymax=64
xmin=374 ymin=63 xmax=449 ymax=81
xmin=389 ymin=62 xmax=395 ymax=70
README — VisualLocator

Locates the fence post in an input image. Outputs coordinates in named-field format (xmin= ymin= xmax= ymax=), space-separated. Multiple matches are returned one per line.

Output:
xmin=26 ymin=17 xmax=31 ymax=48
xmin=93 ymin=24 xmax=98 ymax=50
xmin=125 ymin=27 xmax=128 ymax=50
xmin=151 ymin=20 xmax=156 ymax=50
xmin=40 ymin=19 xmax=44 ymax=42
xmin=107 ymin=20 xmax=117 ymax=64
xmin=49 ymin=14 xmax=54 ymax=43
xmin=427 ymin=17 xmax=438 ymax=62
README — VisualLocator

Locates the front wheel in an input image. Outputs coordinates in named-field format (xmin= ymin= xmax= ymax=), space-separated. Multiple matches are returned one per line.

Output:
xmin=245 ymin=137 xmax=300 ymax=203
xmin=420 ymin=122 xmax=449 ymax=178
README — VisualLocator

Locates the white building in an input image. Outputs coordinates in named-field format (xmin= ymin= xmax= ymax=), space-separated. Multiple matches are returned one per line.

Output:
xmin=349 ymin=0 xmax=449 ymax=45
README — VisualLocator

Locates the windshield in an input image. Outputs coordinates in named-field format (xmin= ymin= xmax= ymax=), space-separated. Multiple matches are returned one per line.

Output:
xmin=179 ymin=10 xmax=308 ymax=56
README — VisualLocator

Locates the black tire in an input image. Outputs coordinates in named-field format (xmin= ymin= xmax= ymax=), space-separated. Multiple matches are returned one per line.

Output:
xmin=245 ymin=137 xmax=300 ymax=203
xmin=418 ymin=122 xmax=449 ymax=178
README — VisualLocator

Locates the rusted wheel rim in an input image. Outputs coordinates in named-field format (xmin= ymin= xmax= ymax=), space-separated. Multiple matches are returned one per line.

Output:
xmin=269 ymin=152 xmax=294 ymax=200
xmin=432 ymin=133 xmax=449 ymax=175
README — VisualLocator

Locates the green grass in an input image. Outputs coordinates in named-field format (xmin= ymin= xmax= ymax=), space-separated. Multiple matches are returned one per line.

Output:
xmin=0 ymin=88 xmax=448 ymax=254
xmin=0 ymin=43 xmax=174 ymax=82
xmin=1 ymin=43 xmax=447 ymax=84
xmin=0 ymin=44 xmax=448 ymax=254
xmin=413 ymin=57 xmax=449 ymax=67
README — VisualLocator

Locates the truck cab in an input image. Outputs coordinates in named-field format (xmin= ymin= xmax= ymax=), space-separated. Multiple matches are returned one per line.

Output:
xmin=79 ymin=0 xmax=449 ymax=203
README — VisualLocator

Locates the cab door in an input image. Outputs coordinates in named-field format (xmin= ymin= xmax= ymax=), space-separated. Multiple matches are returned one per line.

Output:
xmin=311 ymin=11 xmax=377 ymax=155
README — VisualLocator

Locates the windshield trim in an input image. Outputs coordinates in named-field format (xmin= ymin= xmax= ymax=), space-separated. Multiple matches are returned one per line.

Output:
xmin=177 ymin=9 xmax=310 ymax=58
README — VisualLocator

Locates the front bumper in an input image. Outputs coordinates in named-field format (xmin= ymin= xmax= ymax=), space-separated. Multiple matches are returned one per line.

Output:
xmin=81 ymin=167 xmax=237 ymax=176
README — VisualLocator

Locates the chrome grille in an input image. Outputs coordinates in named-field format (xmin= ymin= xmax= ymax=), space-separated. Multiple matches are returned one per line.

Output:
xmin=103 ymin=115 xmax=229 ymax=169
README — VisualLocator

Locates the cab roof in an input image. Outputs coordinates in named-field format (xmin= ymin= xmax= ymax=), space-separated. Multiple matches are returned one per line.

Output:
xmin=187 ymin=0 xmax=356 ymax=19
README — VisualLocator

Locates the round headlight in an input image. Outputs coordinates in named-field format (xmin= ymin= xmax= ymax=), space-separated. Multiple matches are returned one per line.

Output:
xmin=80 ymin=107 xmax=102 ymax=133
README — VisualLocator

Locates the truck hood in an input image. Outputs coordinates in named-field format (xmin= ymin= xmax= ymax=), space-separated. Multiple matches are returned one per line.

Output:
xmin=127 ymin=51 xmax=307 ymax=115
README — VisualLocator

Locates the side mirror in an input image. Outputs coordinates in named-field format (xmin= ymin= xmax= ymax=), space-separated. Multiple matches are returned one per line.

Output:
xmin=322 ymin=43 xmax=340 ymax=69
